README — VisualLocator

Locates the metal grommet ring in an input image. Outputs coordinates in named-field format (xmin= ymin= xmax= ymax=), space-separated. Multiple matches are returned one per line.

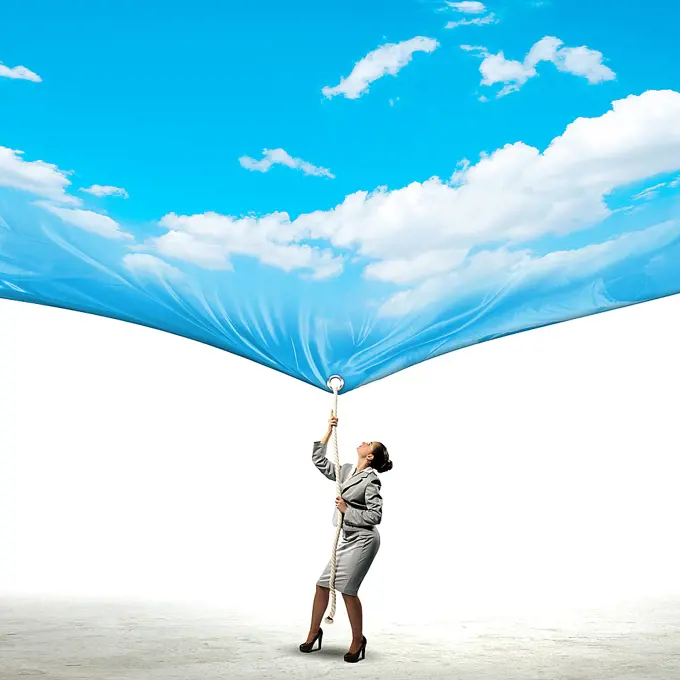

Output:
xmin=326 ymin=375 xmax=345 ymax=393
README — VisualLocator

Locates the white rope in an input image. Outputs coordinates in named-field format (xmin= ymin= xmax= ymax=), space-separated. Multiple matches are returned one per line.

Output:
xmin=325 ymin=377 xmax=343 ymax=624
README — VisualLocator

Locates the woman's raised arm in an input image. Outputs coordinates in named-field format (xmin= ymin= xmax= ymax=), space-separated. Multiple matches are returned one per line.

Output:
xmin=312 ymin=411 xmax=339 ymax=480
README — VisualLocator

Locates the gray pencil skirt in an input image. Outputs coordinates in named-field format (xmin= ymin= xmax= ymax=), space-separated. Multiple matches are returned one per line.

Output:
xmin=316 ymin=526 xmax=380 ymax=596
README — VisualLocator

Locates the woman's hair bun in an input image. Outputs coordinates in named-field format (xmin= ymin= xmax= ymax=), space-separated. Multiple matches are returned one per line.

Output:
xmin=379 ymin=459 xmax=393 ymax=473
xmin=371 ymin=442 xmax=393 ymax=473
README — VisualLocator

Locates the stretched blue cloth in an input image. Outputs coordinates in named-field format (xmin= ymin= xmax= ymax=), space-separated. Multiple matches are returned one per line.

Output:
xmin=2 ymin=184 xmax=680 ymax=393
xmin=1 ymin=3 xmax=680 ymax=392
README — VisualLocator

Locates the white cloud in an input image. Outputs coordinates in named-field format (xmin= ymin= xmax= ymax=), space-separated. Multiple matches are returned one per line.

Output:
xmin=531 ymin=220 xmax=679 ymax=282
xmin=633 ymin=182 xmax=667 ymax=201
xmin=0 ymin=62 xmax=41 ymax=82
xmin=465 ymin=35 xmax=615 ymax=97
xmin=526 ymin=36 xmax=615 ymax=84
xmin=239 ymin=148 xmax=335 ymax=178
xmin=80 ymin=185 xmax=130 ymax=199
xmin=322 ymin=37 xmax=439 ymax=100
xmin=480 ymin=52 xmax=535 ymax=96
xmin=150 ymin=212 xmax=345 ymax=279
xmin=151 ymin=227 xmax=232 ymax=271
xmin=462 ymin=44 xmax=531 ymax=95
xmin=445 ymin=1 xmax=487 ymax=13
xmin=670 ymin=176 xmax=680 ymax=188
xmin=37 ymin=203 xmax=134 ymax=240
xmin=446 ymin=14 xmax=498 ymax=29
xmin=377 ymin=220 xmax=680 ymax=318
xmin=377 ymin=247 xmax=528 ymax=317
xmin=364 ymin=248 xmax=469 ymax=285
xmin=123 ymin=254 xmax=184 ymax=281
xmin=0 ymin=146 xmax=78 ymax=205
xmin=0 ymin=146 xmax=135 ymax=248
xmin=444 ymin=1 xmax=497 ymax=28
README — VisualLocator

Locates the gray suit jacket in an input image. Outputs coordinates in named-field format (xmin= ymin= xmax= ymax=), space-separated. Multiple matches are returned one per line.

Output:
xmin=312 ymin=441 xmax=383 ymax=529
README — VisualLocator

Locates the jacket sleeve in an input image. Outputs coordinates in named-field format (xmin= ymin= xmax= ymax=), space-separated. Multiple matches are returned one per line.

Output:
xmin=312 ymin=441 xmax=336 ymax=481
xmin=344 ymin=478 xmax=383 ymax=527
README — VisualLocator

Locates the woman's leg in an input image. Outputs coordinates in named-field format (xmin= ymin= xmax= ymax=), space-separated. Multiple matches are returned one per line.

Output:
xmin=305 ymin=585 xmax=329 ymax=643
xmin=342 ymin=593 xmax=363 ymax=652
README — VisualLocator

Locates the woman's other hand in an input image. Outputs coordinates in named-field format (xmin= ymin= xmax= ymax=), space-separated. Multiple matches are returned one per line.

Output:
xmin=335 ymin=496 xmax=347 ymax=513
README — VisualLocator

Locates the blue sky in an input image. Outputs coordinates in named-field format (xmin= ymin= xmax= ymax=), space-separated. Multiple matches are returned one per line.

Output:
xmin=1 ymin=0 xmax=680 ymax=390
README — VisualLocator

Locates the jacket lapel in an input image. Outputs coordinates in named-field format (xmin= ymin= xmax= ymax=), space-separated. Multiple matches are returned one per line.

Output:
xmin=341 ymin=468 xmax=372 ymax=492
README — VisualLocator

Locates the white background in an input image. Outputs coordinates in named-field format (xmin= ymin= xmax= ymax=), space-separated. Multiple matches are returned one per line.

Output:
xmin=1 ymin=295 xmax=679 ymax=627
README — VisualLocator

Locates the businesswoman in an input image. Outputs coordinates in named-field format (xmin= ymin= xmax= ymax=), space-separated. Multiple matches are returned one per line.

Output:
xmin=299 ymin=412 xmax=393 ymax=663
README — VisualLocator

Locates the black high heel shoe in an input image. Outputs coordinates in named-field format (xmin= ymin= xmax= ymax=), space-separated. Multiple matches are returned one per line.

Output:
xmin=344 ymin=635 xmax=366 ymax=663
xmin=299 ymin=627 xmax=323 ymax=653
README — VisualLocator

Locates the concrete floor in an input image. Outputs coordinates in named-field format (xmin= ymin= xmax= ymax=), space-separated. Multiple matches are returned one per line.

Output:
xmin=1 ymin=597 xmax=679 ymax=679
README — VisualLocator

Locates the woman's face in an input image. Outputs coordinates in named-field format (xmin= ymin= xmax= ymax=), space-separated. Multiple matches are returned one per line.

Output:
xmin=357 ymin=441 xmax=375 ymax=461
